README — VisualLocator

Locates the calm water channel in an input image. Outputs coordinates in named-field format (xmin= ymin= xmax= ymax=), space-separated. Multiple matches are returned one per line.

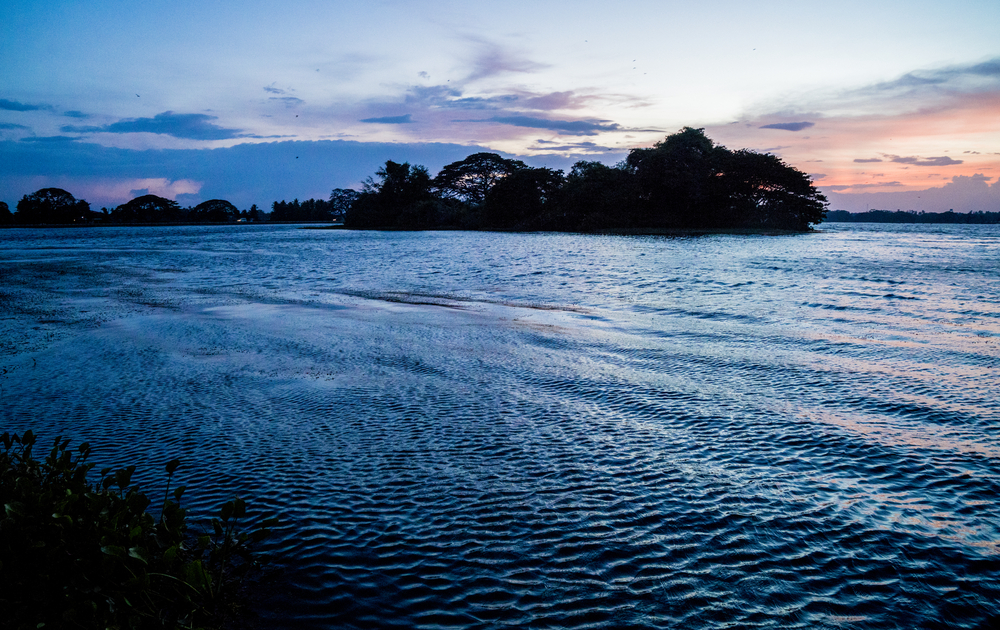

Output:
xmin=2 ymin=223 xmax=999 ymax=629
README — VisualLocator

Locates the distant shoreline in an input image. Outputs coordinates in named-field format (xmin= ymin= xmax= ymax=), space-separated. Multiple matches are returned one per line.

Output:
xmin=301 ymin=224 xmax=815 ymax=236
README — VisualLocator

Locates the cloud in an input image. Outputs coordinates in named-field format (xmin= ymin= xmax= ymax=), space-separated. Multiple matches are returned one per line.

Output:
xmin=759 ymin=122 xmax=814 ymax=132
xmin=20 ymin=136 xmax=79 ymax=143
xmin=59 ymin=124 xmax=103 ymax=133
xmin=0 ymin=98 xmax=50 ymax=112
xmin=884 ymin=154 xmax=963 ymax=166
xmin=809 ymin=57 xmax=1000 ymax=118
xmin=123 ymin=178 xmax=202 ymax=200
xmin=854 ymin=158 xmax=883 ymax=163
xmin=520 ymin=91 xmax=580 ymax=111
xmin=465 ymin=40 xmax=547 ymax=82
xmin=63 ymin=111 xmax=89 ymax=119
xmin=269 ymin=96 xmax=304 ymax=108
xmin=528 ymin=140 xmax=619 ymax=152
xmin=827 ymin=181 xmax=903 ymax=190
xmin=62 ymin=111 xmax=244 ymax=140
xmin=825 ymin=173 xmax=1000 ymax=213
xmin=486 ymin=116 xmax=622 ymax=136
xmin=0 ymin=123 xmax=29 ymax=130
xmin=360 ymin=114 xmax=414 ymax=124
xmin=263 ymin=86 xmax=286 ymax=94
xmin=868 ymin=58 xmax=1000 ymax=94
xmin=398 ymin=85 xmax=590 ymax=113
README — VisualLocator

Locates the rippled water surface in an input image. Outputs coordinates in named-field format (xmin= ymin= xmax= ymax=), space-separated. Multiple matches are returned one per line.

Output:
xmin=2 ymin=223 xmax=999 ymax=629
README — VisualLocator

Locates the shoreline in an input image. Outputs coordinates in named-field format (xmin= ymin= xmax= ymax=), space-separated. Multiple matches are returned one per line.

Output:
xmin=301 ymin=224 xmax=816 ymax=235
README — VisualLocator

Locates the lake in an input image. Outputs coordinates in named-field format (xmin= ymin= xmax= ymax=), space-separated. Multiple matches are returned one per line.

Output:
xmin=1 ymin=223 xmax=998 ymax=629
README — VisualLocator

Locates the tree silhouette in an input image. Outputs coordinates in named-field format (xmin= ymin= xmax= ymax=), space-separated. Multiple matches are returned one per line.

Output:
xmin=0 ymin=201 xmax=12 ymax=225
xmin=339 ymin=128 xmax=826 ymax=231
xmin=112 ymin=195 xmax=182 ymax=223
xmin=329 ymin=189 xmax=359 ymax=218
xmin=15 ymin=188 xmax=91 ymax=224
xmin=483 ymin=167 xmax=564 ymax=229
xmin=347 ymin=161 xmax=434 ymax=228
xmin=191 ymin=199 xmax=238 ymax=222
xmin=627 ymin=128 xmax=827 ymax=229
xmin=719 ymin=149 xmax=827 ymax=229
xmin=556 ymin=161 xmax=638 ymax=230
xmin=432 ymin=153 xmax=528 ymax=205
xmin=627 ymin=127 xmax=722 ymax=227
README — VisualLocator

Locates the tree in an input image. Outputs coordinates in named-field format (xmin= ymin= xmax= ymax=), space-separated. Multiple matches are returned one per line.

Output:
xmin=346 ymin=161 xmax=434 ymax=228
xmin=191 ymin=199 xmax=238 ymax=222
xmin=0 ymin=201 xmax=12 ymax=225
xmin=482 ymin=167 xmax=564 ymax=229
xmin=112 ymin=194 xmax=183 ymax=223
xmin=719 ymin=149 xmax=828 ymax=229
xmin=627 ymin=128 xmax=826 ymax=230
xmin=627 ymin=127 xmax=723 ymax=227
xmin=329 ymin=189 xmax=359 ymax=219
xmin=432 ymin=153 xmax=528 ymax=205
xmin=15 ymin=188 xmax=91 ymax=224
xmin=555 ymin=160 xmax=638 ymax=230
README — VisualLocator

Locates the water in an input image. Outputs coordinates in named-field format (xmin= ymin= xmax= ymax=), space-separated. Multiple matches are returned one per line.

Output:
xmin=2 ymin=223 xmax=998 ymax=629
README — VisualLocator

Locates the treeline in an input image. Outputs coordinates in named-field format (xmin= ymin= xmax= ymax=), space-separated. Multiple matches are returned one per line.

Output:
xmin=342 ymin=128 xmax=828 ymax=232
xmin=4 ymin=128 xmax=828 ymax=231
xmin=0 ymin=190 xmax=264 ymax=225
xmin=825 ymin=209 xmax=1000 ymax=224
xmin=269 ymin=189 xmax=357 ymax=222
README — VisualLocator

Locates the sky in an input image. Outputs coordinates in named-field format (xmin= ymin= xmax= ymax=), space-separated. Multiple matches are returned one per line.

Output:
xmin=2 ymin=0 xmax=999 ymax=212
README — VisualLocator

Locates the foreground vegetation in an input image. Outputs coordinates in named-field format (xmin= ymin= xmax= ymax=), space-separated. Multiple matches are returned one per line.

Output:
xmin=0 ymin=430 xmax=276 ymax=629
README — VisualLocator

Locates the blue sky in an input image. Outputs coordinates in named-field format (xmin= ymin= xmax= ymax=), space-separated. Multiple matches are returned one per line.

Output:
xmin=2 ymin=0 xmax=999 ymax=211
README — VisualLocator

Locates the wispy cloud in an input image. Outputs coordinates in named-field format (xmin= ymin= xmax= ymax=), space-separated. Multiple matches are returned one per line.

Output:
xmin=20 ymin=135 xmax=80 ymax=143
xmin=269 ymin=96 xmax=304 ymax=108
xmin=62 ymin=111 xmax=244 ymax=140
xmin=793 ymin=57 xmax=1000 ymax=118
xmin=0 ymin=98 xmax=50 ymax=112
xmin=760 ymin=122 xmax=814 ymax=132
xmin=528 ymin=140 xmax=618 ymax=152
xmin=360 ymin=114 xmax=414 ymax=124
xmin=884 ymin=154 xmax=963 ymax=166
xmin=464 ymin=39 xmax=547 ymax=82
xmin=0 ymin=123 xmax=30 ymax=130
xmin=863 ymin=58 xmax=1000 ymax=95
xmin=399 ymin=84 xmax=591 ymax=113
xmin=485 ymin=116 xmax=622 ymax=136
xmin=827 ymin=181 xmax=904 ymax=190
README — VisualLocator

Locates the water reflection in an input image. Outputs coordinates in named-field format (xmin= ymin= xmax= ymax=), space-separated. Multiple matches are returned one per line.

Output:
xmin=1 ymin=223 xmax=998 ymax=629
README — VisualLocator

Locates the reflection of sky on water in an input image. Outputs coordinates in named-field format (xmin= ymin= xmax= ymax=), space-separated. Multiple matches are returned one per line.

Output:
xmin=1 ymin=223 xmax=998 ymax=628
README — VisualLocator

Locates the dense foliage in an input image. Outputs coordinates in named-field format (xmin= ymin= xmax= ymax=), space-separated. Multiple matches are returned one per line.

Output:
xmin=344 ymin=128 xmax=829 ymax=232
xmin=6 ymin=193 xmax=264 ymax=225
xmin=14 ymin=188 xmax=92 ymax=224
xmin=825 ymin=209 xmax=1000 ymax=224
xmin=0 ymin=430 xmax=276 ymax=629
xmin=270 ymin=189 xmax=357 ymax=222
xmin=5 ymin=129 xmax=830 ymax=230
